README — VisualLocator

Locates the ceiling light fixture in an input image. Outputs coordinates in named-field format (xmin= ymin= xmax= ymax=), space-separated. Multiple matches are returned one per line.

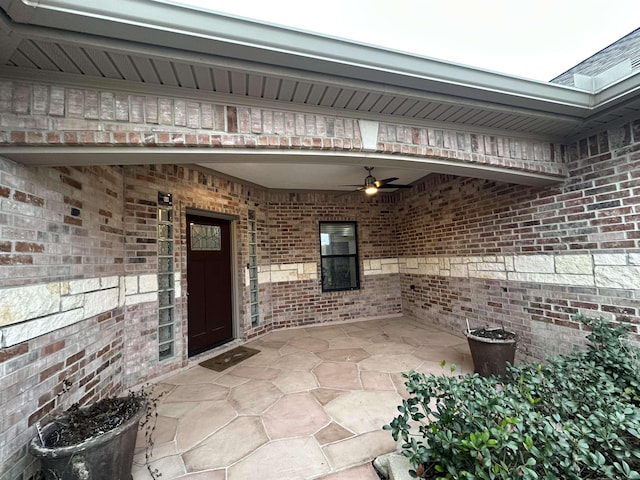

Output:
xmin=340 ymin=166 xmax=412 ymax=196
xmin=363 ymin=169 xmax=378 ymax=195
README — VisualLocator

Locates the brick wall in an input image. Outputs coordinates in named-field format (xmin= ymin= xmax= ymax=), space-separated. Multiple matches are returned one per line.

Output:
xmin=0 ymin=78 xmax=637 ymax=480
xmin=118 ymin=168 xmax=404 ymax=357
xmin=1 ymin=308 xmax=127 ymax=480
xmin=397 ymin=117 xmax=640 ymax=359
xmin=0 ymin=80 xmax=564 ymax=179
xmin=122 ymin=163 xmax=267 ymax=377
xmin=265 ymin=192 xmax=402 ymax=329
xmin=0 ymin=162 xmax=268 ymax=479
xmin=0 ymin=157 xmax=130 ymax=479
xmin=0 ymin=158 xmax=125 ymax=286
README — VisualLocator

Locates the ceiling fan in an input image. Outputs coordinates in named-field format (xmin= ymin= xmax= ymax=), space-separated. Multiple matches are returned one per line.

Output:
xmin=344 ymin=166 xmax=413 ymax=196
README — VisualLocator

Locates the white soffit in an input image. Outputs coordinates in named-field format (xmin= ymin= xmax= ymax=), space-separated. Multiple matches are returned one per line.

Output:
xmin=0 ymin=148 xmax=563 ymax=187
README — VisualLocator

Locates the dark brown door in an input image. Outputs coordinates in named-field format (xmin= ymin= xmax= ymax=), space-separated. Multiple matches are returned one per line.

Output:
xmin=186 ymin=214 xmax=233 ymax=356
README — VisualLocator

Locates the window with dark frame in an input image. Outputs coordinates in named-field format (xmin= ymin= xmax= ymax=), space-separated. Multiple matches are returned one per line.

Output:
xmin=319 ymin=221 xmax=360 ymax=292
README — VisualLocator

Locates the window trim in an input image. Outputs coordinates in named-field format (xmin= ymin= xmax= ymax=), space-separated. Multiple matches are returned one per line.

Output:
xmin=319 ymin=221 xmax=360 ymax=293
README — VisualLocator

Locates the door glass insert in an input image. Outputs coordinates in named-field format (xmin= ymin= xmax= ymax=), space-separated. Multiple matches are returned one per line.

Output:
xmin=190 ymin=224 xmax=222 ymax=251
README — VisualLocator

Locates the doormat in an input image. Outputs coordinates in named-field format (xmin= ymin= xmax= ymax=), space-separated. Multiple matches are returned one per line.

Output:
xmin=199 ymin=346 xmax=260 ymax=372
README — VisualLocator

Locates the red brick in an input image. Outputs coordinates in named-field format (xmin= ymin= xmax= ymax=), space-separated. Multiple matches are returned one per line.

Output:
xmin=13 ymin=190 xmax=44 ymax=207
xmin=46 ymin=132 xmax=62 ymax=143
xmin=15 ymin=242 xmax=45 ymax=253
xmin=28 ymin=400 xmax=55 ymax=427
xmin=63 ymin=131 xmax=78 ymax=144
xmin=43 ymin=342 xmax=66 ymax=359
xmin=10 ymin=131 xmax=25 ymax=143
xmin=0 ymin=343 xmax=28 ymax=362
xmin=0 ymin=254 xmax=33 ymax=265
xmin=26 ymin=131 xmax=44 ymax=143
xmin=63 ymin=195 xmax=83 ymax=208
xmin=66 ymin=349 xmax=85 ymax=366
xmin=60 ymin=175 xmax=82 ymax=190
xmin=63 ymin=215 xmax=82 ymax=226
xmin=113 ymin=132 xmax=127 ymax=143
xmin=39 ymin=361 xmax=64 ymax=382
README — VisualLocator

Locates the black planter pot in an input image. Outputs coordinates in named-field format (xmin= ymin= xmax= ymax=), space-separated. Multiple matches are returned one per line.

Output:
xmin=465 ymin=328 xmax=517 ymax=377
xmin=29 ymin=399 xmax=145 ymax=480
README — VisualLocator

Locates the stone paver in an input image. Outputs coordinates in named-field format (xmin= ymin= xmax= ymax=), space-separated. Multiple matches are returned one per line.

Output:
xmin=133 ymin=316 xmax=472 ymax=480
xmin=176 ymin=472 xmax=225 ymax=480
xmin=359 ymin=353 xmax=422 ymax=373
xmin=324 ymin=391 xmax=402 ymax=434
xmin=313 ymin=361 xmax=361 ymax=390
xmin=163 ymin=383 xmax=228 ymax=402
xmin=229 ymin=379 xmax=283 ymax=414
xmin=272 ymin=370 xmax=319 ymax=393
xmin=183 ymin=416 xmax=268 ymax=471
xmin=323 ymin=430 xmax=397 ymax=471
xmin=312 ymin=388 xmax=347 ymax=405
xmin=229 ymin=365 xmax=280 ymax=380
xmin=271 ymin=351 xmax=322 ymax=371
xmin=288 ymin=336 xmax=331 ymax=352
xmin=175 ymin=400 xmax=237 ymax=452
xmin=360 ymin=370 xmax=396 ymax=391
xmin=262 ymin=392 xmax=330 ymax=439
xmin=228 ymin=437 xmax=330 ymax=480
xmin=315 ymin=422 xmax=354 ymax=445
xmin=317 ymin=463 xmax=381 ymax=479
xmin=317 ymin=348 xmax=370 ymax=362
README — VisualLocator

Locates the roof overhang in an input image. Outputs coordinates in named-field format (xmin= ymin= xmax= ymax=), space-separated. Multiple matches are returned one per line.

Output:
xmin=0 ymin=0 xmax=639 ymax=190
xmin=1 ymin=0 xmax=640 ymax=139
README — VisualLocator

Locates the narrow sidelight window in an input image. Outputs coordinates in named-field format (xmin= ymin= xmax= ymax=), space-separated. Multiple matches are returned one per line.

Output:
xmin=319 ymin=221 xmax=360 ymax=292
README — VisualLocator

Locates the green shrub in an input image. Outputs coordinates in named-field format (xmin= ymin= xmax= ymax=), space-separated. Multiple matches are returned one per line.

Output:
xmin=384 ymin=315 xmax=640 ymax=479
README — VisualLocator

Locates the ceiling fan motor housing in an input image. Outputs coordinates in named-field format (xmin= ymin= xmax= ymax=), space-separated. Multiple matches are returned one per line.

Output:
xmin=364 ymin=174 xmax=376 ymax=187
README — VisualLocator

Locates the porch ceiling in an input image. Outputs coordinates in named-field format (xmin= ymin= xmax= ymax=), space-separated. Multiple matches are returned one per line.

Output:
xmin=0 ymin=0 xmax=639 ymax=191
xmin=0 ymin=147 xmax=561 ymax=188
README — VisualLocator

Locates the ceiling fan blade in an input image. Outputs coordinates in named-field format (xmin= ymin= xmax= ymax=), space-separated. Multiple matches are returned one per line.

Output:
xmin=378 ymin=183 xmax=412 ymax=189
xmin=337 ymin=168 xmax=410 ymax=194
xmin=335 ymin=187 xmax=365 ymax=197
xmin=374 ymin=177 xmax=398 ymax=187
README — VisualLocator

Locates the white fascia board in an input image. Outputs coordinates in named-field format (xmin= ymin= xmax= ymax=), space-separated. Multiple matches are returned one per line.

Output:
xmin=592 ymin=71 xmax=640 ymax=109
xmin=1 ymin=0 xmax=598 ymax=116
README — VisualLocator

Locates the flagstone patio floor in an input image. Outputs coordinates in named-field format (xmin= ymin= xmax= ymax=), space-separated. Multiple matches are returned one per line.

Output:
xmin=132 ymin=316 xmax=474 ymax=480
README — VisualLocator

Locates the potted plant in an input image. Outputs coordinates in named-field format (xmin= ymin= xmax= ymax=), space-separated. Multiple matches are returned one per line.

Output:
xmin=384 ymin=315 xmax=640 ymax=479
xmin=464 ymin=320 xmax=517 ymax=377
xmin=29 ymin=390 xmax=155 ymax=480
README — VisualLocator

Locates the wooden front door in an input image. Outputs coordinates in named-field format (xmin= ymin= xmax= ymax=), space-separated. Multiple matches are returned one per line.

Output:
xmin=186 ymin=214 xmax=233 ymax=356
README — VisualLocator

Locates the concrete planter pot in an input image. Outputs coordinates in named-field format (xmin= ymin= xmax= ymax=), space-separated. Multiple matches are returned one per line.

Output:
xmin=29 ymin=398 xmax=145 ymax=480
xmin=465 ymin=328 xmax=517 ymax=377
